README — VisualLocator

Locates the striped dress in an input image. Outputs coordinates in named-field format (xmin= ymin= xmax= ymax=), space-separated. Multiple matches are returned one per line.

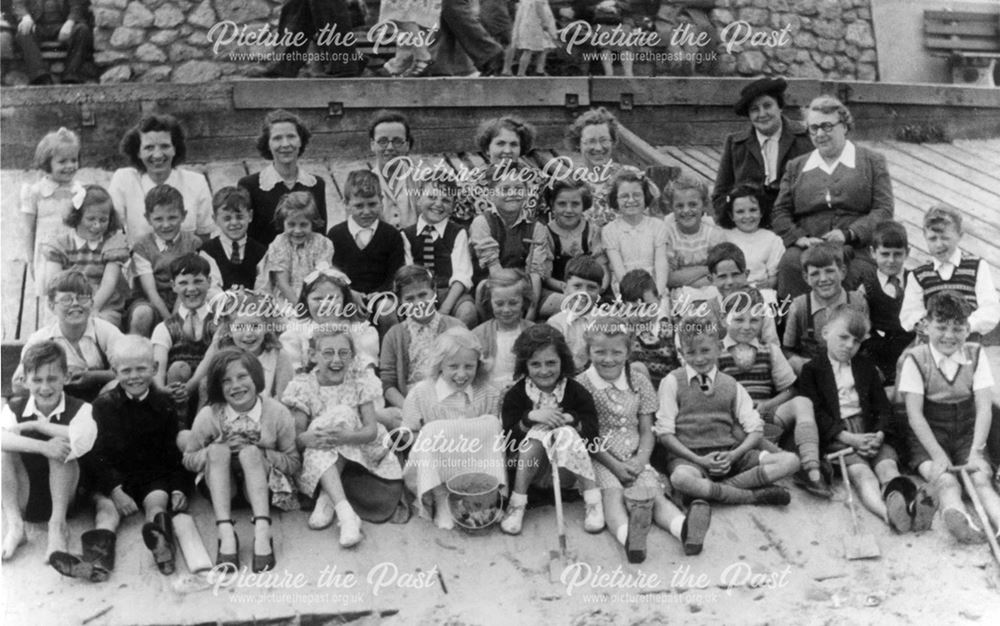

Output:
xmin=401 ymin=378 xmax=504 ymax=518
xmin=43 ymin=231 xmax=130 ymax=325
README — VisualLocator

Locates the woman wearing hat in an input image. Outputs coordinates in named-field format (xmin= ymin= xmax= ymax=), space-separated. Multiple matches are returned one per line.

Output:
xmin=711 ymin=77 xmax=812 ymax=226
xmin=771 ymin=95 xmax=894 ymax=300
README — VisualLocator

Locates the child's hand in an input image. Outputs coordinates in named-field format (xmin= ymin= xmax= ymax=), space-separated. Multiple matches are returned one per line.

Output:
xmin=966 ymin=451 xmax=991 ymax=476
xmin=40 ymin=436 xmax=71 ymax=461
xmin=111 ymin=486 xmax=139 ymax=516
xmin=613 ymin=461 xmax=636 ymax=485
xmin=528 ymin=408 xmax=565 ymax=429
xmin=170 ymin=490 xmax=188 ymax=512
xmin=707 ymin=451 xmax=732 ymax=477
xmin=622 ymin=458 xmax=644 ymax=479
xmin=169 ymin=382 xmax=189 ymax=403
xmin=929 ymin=456 xmax=951 ymax=482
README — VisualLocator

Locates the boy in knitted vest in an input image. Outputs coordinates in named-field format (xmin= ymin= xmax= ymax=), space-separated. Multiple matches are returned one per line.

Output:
xmin=655 ymin=313 xmax=799 ymax=506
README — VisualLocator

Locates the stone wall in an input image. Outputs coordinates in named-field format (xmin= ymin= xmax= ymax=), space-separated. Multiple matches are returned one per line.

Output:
xmin=91 ymin=0 xmax=879 ymax=83
xmin=710 ymin=0 xmax=878 ymax=80
xmin=93 ymin=0 xmax=283 ymax=83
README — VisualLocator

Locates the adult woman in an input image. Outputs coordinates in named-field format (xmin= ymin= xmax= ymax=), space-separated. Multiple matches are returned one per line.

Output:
xmin=565 ymin=107 xmax=659 ymax=226
xmin=711 ymin=77 xmax=813 ymax=226
xmin=239 ymin=109 xmax=327 ymax=245
xmin=453 ymin=116 xmax=542 ymax=227
xmin=771 ymin=95 xmax=894 ymax=300
xmin=108 ymin=114 xmax=214 ymax=246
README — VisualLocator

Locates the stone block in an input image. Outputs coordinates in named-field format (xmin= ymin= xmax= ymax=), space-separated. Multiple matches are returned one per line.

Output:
xmin=100 ymin=64 xmax=132 ymax=83
xmin=188 ymin=0 xmax=217 ymax=30
xmin=122 ymin=3 xmax=153 ymax=29
xmin=845 ymin=22 xmax=874 ymax=48
xmin=154 ymin=5 xmax=185 ymax=29
xmin=110 ymin=26 xmax=144 ymax=48
xmin=135 ymin=43 xmax=167 ymax=63
xmin=736 ymin=50 xmax=766 ymax=74
xmin=173 ymin=60 xmax=222 ymax=82
xmin=93 ymin=8 xmax=122 ymax=29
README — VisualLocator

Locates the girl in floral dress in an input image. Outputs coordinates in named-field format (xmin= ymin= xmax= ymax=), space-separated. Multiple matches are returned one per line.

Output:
xmin=258 ymin=191 xmax=334 ymax=305
xmin=576 ymin=318 xmax=710 ymax=562
xmin=283 ymin=328 xmax=401 ymax=547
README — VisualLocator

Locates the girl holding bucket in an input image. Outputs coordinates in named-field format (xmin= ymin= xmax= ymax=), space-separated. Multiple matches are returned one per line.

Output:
xmin=401 ymin=328 xmax=505 ymax=530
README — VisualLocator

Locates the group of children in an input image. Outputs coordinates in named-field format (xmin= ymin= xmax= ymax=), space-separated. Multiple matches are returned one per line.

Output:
xmin=4 ymin=124 xmax=1000 ymax=579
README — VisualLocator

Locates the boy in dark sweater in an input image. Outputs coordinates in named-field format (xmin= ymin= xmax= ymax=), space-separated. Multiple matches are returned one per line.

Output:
xmin=50 ymin=336 xmax=189 ymax=580
xmin=328 ymin=170 xmax=406 ymax=308
xmin=200 ymin=187 xmax=266 ymax=290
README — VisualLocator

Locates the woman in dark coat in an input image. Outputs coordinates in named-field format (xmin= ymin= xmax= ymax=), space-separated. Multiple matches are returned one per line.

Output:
xmin=711 ymin=77 xmax=813 ymax=227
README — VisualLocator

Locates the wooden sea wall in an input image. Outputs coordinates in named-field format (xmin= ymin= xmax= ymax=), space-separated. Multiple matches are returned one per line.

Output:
xmin=2 ymin=77 xmax=1000 ymax=169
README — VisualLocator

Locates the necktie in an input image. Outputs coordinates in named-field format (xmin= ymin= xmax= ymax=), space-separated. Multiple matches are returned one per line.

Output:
xmin=421 ymin=225 xmax=436 ymax=269
xmin=185 ymin=310 xmax=198 ymax=340
xmin=698 ymin=374 xmax=710 ymax=393
xmin=231 ymin=240 xmax=241 ymax=264
xmin=886 ymin=275 xmax=901 ymax=299
xmin=356 ymin=228 xmax=373 ymax=250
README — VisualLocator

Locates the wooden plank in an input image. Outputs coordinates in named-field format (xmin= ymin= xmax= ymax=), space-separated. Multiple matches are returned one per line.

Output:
xmin=203 ymin=161 xmax=248 ymax=195
xmin=879 ymin=141 xmax=1000 ymax=197
xmin=919 ymin=143 xmax=1000 ymax=183
xmin=2 ymin=169 xmax=30 ymax=342
xmin=925 ymin=37 xmax=1000 ymax=52
xmin=465 ymin=152 xmax=488 ymax=169
xmin=869 ymin=141 xmax=1000 ymax=214
xmin=684 ymin=146 xmax=722 ymax=172
xmin=232 ymin=78 xmax=590 ymax=109
xmin=20 ymin=273 xmax=40 ymax=341
xmin=925 ymin=23 xmax=998 ymax=37
xmin=658 ymin=146 xmax=714 ymax=182
xmin=244 ymin=159 xmax=270 ymax=175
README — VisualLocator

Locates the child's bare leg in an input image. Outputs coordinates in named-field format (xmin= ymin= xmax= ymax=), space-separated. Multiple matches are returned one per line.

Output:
xmin=236 ymin=446 xmax=272 ymax=556
xmin=129 ymin=304 xmax=155 ymax=337
xmin=534 ymin=51 xmax=548 ymax=73
xmin=318 ymin=459 xmax=348 ymax=505
xmin=603 ymin=489 xmax=628 ymax=544
xmin=652 ymin=493 xmax=684 ymax=537
xmin=432 ymin=485 xmax=454 ymax=530
xmin=501 ymin=440 xmax=546 ymax=534
xmin=46 ymin=458 xmax=79 ymax=558
xmin=93 ymin=494 xmax=120 ymax=532
xmin=847 ymin=462 xmax=887 ymax=522
xmin=453 ymin=301 xmax=479 ymax=329
xmin=600 ymin=48 xmax=614 ymax=76
xmin=918 ymin=461 xmax=983 ymax=541
xmin=619 ymin=39 xmax=633 ymax=76
xmin=142 ymin=491 xmax=169 ymax=523
xmin=775 ymin=397 xmax=821 ymax=479
xmin=204 ymin=444 xmax=236 ymax=553
xmin=969 ymin=467 xmax=1000 ymax=533
xmin=501 ymin=45 xmax=516 ymax=75
xmin=1 ymin=452 xmax=29 ymax=559
xmin=517 ymin=50 xmax=532 ymax=76
xmin=319 ymin=458 xmax=362 ymax=546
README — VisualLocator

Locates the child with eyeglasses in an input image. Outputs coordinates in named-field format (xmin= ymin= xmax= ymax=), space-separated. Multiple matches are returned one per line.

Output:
xmin=12 ymin=270 xmax=124 ymax=403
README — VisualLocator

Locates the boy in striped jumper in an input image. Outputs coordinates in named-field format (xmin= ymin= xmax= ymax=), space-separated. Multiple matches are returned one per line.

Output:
xmin=718 ymin=288 xmax=829 ymax=498
xmin=900 ymin=205 xmax=1000 ymax=340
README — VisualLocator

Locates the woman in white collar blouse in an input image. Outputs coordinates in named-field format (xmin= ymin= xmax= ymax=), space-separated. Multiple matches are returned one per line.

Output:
xmin=239 ymin=109 xmax=328 ymax=245
xmin=108 ymin=114 xmax=215 ymax=247
xmin=771 ymin=95 xmax=894 ymax=300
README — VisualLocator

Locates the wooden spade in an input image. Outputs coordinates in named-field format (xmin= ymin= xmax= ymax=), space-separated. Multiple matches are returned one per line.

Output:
xmin=828 ymin=449 xmax=881 ymax=560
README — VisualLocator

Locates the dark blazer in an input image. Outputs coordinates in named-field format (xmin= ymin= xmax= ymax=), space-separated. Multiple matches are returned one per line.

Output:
xmin=500 ymin=377 xmax=600 ymax=447
xmin=798 ymin=352 xmax=902 ymax=451
xmin=770 ymin=144 xmax=894 ymax=249
xmin=711 ymin=116 xmax=812 ymax=224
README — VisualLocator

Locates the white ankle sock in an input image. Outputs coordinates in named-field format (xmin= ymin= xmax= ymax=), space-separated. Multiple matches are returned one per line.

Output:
xmin=334 ymin=500 xmax=356 ymax=522
xmin=509 ymin=492 xmax=527 ymax=507
xmin=582 ymin=488 xmax=601 ymax=504
xmin=669 ymin=516 xmax=684 ymax=539
xmin=615 ymin=524 xmax=627 ymax=545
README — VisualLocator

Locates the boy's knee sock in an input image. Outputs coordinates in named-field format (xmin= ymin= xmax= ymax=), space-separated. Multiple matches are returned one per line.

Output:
xmin=707 ymin=482 xmax=757 ymax=504
xmin=794 ymin=421 xmax=821 ymax=472
xmin=723 ymin=466 xmax=770 ymax=490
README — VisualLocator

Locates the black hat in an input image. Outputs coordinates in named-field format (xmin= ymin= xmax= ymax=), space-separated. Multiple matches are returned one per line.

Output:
xmin=734 ymin=77 xmax=788 ymax=117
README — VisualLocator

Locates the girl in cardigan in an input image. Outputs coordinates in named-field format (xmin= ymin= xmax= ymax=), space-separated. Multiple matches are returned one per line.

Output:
xmin=473 ymin=269 xmax=534 ymax=391
xmin=279 ymin=269 xmax=380 ymax=374
xmin=183 ymin=349 xmax=301 ymax=573
xmin=42 ymin=185 xmax=129 ymax=327
xmin=500 ymin=325 xmax=603 ymax=535
xmin=401 ymin=328 xmax=504 ymax=529
xmin=283 ymin=329 xmax=401 ymax=547
xmin=578 ymin=319 xmax=709 ymax=562
xmin=259 ymin=191 xmax=335 ymax=305
xmin=380 ymin=266 xmax=464 ymax=416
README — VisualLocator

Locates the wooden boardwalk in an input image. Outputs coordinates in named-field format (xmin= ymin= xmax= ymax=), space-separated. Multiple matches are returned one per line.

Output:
xmin=2 ymin=139 xmax=999 ymax=345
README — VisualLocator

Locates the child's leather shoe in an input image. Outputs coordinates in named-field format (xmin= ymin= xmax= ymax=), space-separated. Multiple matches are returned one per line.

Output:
xmin=753 ymin=486 xmax=791 ymax=506
xmin=943 ymin=508 xmax=988 ymax=544
xmin=500 ymin=503 xmax=526 ymax=535
xmin=681 ymin=500 xmax=711 ymax=556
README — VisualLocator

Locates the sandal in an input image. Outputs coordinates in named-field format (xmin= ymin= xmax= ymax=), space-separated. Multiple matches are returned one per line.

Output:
xmin=402 ymin=59 xmax=432 ymax=78
xmin=251 ymin=516 xmax=275 ymax=573
xmin=215 ymin=519 xmax=239 ymax=571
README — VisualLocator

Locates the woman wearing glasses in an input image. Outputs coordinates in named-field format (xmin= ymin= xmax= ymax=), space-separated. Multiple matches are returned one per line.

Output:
xmin=771 ymin=95 xmax=894 ymax=300
xmin=12 ymin=270 xmax=124 ymax=402
xmin=711 ymin=77 xmax=813 ymax=227
xmin=565 ymin=107 xmax=661 ymax=227
xmin=239 ymin=109 xmax=328 ymax=245
xmin=368 ymin=110 xmax=419 ymax=229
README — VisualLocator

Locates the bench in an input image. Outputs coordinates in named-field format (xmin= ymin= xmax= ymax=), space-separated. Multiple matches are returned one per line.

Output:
xmin=924 ymin=9 xmax=1000 ymax=87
